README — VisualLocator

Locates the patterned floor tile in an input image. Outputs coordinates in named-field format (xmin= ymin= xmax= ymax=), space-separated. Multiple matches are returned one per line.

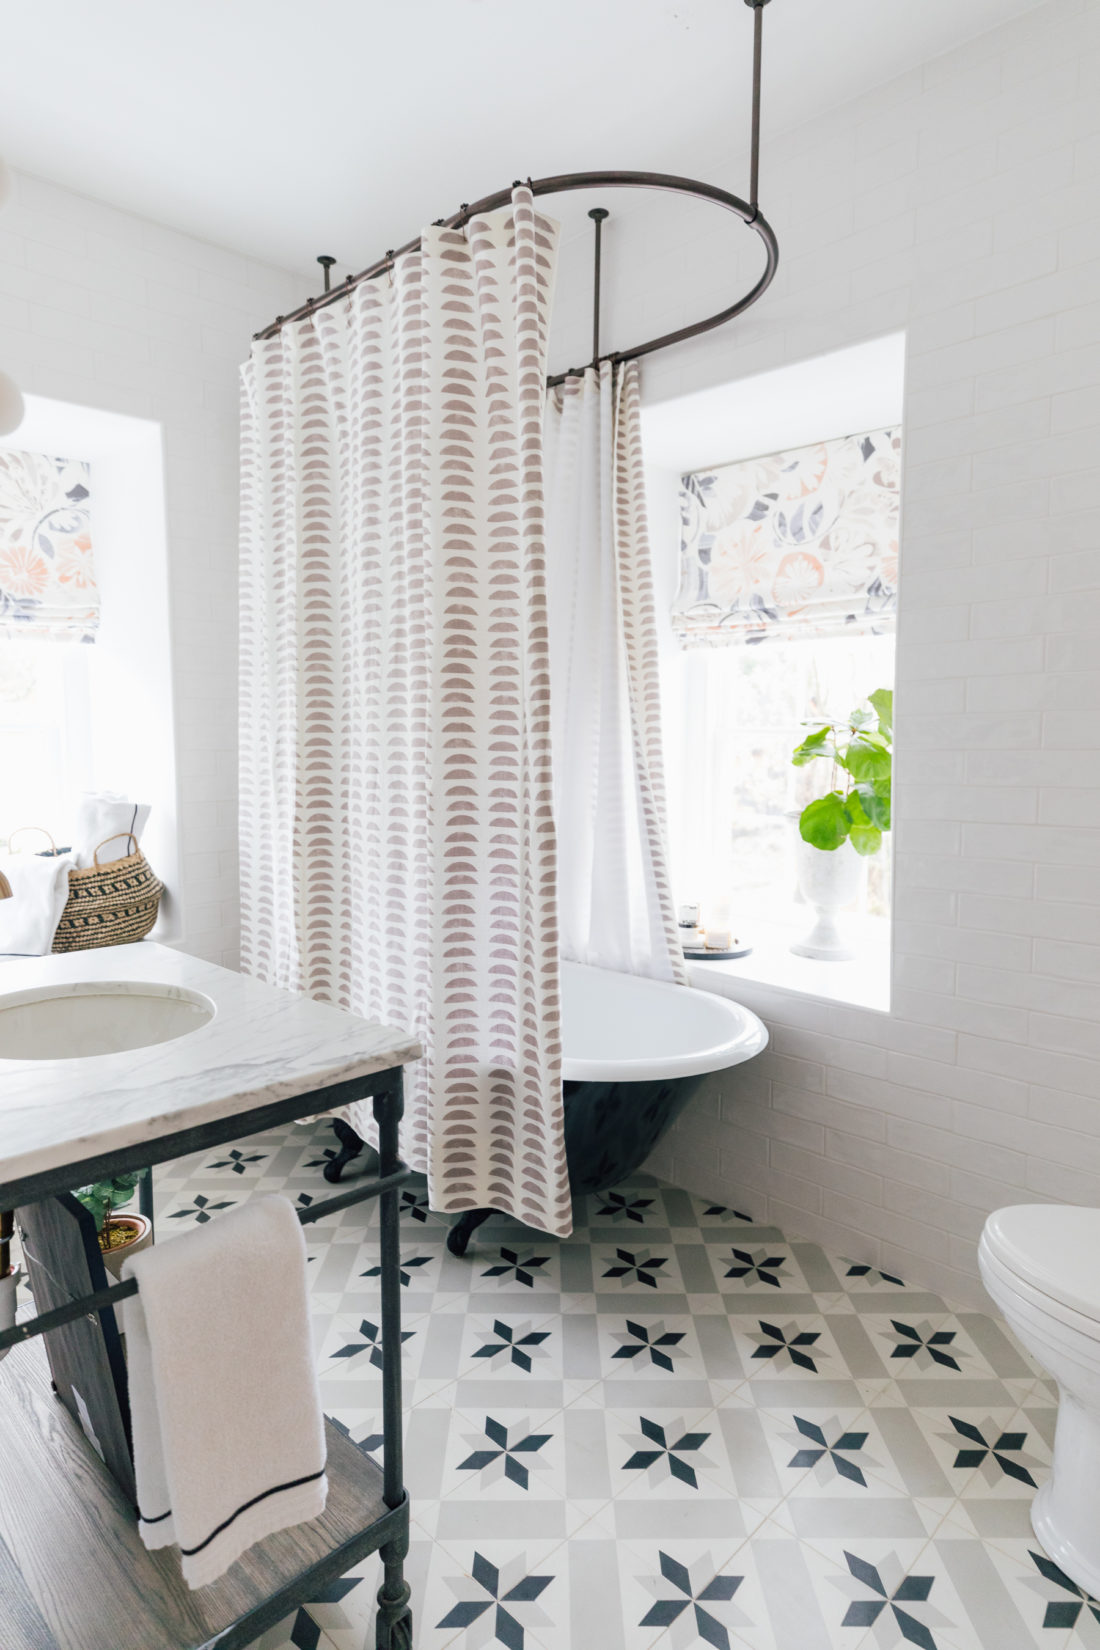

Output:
xmin=466 ymin=1243 xmax=563 ymax=1296
xmin=152 ymin=1121 xmax=1073 ymax=1650
xmin=723 ymin=1524 xmax=890 ymax=1650
xmin=918 ymin=1512 xmax=1088 ymax=1649
xmin=857 ymin=1312 xmax=1002 ymax=1381
xmin=619 ymin=1536 xmax=758 ymax=1649
xmin=704 ymin=1240 xmax=815 ymax=1298
xmin=246 ymin=1613 xmax=342 ymax=1650
xmin=731 ymin=1311 xmax=855 ymax=1386
xmin=595 ymin=1312 xmax=707 ymax=1381
xmin=415 ymin=1536 xmax=570 ymax=1650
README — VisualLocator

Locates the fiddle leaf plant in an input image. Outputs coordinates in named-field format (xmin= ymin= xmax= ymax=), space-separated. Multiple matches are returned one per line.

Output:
xmin=791 ymin=687 xmax=893 ymax=857
xmin=73 ymin=1171 xmax=144 ymax=1249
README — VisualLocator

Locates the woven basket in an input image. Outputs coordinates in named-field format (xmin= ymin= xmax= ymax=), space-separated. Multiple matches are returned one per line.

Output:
xmin=52 ymin=832 xmax=164 ymax=953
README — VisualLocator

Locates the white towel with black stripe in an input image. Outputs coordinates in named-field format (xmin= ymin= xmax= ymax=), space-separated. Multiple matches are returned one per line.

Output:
xmin=121 ymin=1195 xmax=327 ymax=1589
xmin=0 ymin=849 xmax=75 ymax=955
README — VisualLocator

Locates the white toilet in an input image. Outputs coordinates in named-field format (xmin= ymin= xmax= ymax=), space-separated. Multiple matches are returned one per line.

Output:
xmin=980 ymin=1204 xmax=1100 ymax=1597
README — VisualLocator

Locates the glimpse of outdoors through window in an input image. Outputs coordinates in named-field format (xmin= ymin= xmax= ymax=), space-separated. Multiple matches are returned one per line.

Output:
xmin=0 ymin=640 xmax=92 ymax=842
xmin=673 ymin=631 xmax=895 ymax=929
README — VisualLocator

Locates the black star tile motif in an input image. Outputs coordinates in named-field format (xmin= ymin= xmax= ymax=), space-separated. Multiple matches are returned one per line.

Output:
xmin=594 ymin=1191 xmax=655 ymax=1224
xmin=639 ymin=1551 xmax=743 ymax=1649
xmin=287 ymin=1606 xmax=324 ymax=1649
xmin=304 ymin=1147 xmax=339 ymax=1171
xmin=888 ymin=1320 xmax=963 ymax=1372
xmin=458 ymin=1417 xmax=553 ymax=1490
xmin=840 ymin=1551 xmax=948 ymax=1648
xmin=701 ymin=1204 xmax=754 ymax=1221
xmin=480 ymin=1248 xmax=551 ymax=1288
xmin=724 ymin=1247 xmax=788 ymax=1287
xmin=788 ymin=1417 xmax=871 ymax=1485
xmin=330 ymin=1318 xmax=414 ymax=1370
xmin=361 ymin=1254 xmax=434 ymax=1288
xmin=206 ymin=1148 xmax=266 ymax=1174
xmin=602 ymin=1247 xmax=668 ymax=1288
xmin=437 ymin=1551 xmax=553 ymax=1649
xmin=1027 ymin=1549 xmax=1100 ymax=1630
xmin=473 ymin=1320 xmax=552 ymax=1373
xmin=166 ymin=1193 xmax=236 ymax=1224
xmin=622 ymin=1416 xmax=711 ymax=1488
xmin=399 ymin=1188 xmax=432 ymax=1223
xmin=947 ymin=1417 xmax=1038 ymax=1486
xmin=846 ymin=1261 xmax=906 ymax=1286
xmin=750 ymin=1320 xmax=822 ymax=1373
xmin=611 ymin=1320 xmax=686 ymax=1373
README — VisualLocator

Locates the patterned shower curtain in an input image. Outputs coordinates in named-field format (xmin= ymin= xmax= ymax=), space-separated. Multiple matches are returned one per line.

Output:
xmin=545 ymin=361 xmax=687 ymax=984
xmin=239 ymin=188 xmax=573 ymax=1238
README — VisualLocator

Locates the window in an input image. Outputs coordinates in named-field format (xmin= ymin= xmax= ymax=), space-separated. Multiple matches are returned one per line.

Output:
xmin=0 ymin=402 xmax=179 ymax=937
xmin=675 ymin=631 xmax=894 ymax=929
xmin=666 ymin=425 xmax=900 ymax=946
xmin=0 ymin=639 xmax=93 ymax=841
xmin=0 ymin=445 xmax=99 ymax=847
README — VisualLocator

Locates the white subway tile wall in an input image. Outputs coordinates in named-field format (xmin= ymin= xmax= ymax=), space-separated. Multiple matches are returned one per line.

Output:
xmin=0 ymin=174 xmax=304 ymax=966
xmin=639 ymin=0 xmax=1100 ymax=1308
xmin=0 ymin=0 xmax=1096 ymax=1309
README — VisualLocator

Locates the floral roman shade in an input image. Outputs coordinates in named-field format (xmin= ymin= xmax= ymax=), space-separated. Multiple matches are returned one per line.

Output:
xmin=0 ymin=449 xmax=99 ymax=641
xmin=672 ymin=427 xmax=900 ymax=647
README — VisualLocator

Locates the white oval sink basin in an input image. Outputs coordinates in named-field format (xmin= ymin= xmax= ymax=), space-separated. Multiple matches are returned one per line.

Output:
xmin=0 ymin=981 xmax=216 ymax=1060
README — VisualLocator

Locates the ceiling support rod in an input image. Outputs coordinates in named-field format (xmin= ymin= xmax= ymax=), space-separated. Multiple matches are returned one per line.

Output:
xmin=588 ymin=207 xmax=609 ymax=368
xmin=745 ymin=0 xmax=771 ymax=218
xmin=267 ymin=2 xmax=781 ymax=372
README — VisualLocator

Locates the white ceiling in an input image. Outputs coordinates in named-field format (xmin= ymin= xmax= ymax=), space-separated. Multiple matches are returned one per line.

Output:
xmin=0 ymin=0 xmax=1044 ymax=276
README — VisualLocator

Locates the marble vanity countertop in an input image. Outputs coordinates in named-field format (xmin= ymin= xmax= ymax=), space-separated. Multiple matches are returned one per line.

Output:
xmin=0 ymin=943 xmax=421 ymax=1189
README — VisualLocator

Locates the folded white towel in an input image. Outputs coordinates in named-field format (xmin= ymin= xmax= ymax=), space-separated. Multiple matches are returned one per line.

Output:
xmin=121 ymin=1196 xmax=327 ymax=1589
xmin=0 ymin=849 xmax=75 ymax=955
xmin=74 ymin=792 xmax=151 ymax=868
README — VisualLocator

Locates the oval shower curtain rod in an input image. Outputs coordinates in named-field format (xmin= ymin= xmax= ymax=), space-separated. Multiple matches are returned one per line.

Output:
xmin=254 ymin=0 xmax=779 ymax=377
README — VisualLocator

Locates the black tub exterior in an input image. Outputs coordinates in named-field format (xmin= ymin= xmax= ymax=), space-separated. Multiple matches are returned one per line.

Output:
xmin=561 ymin=1073 xmax=705 ymax=1194
xmin=324 ymin=1070 xmax=709 ymax=1256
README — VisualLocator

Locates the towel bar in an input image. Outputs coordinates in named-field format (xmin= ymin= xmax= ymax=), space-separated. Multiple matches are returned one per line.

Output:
xmin=0 ymin=1163 xmax=412 ymax=1354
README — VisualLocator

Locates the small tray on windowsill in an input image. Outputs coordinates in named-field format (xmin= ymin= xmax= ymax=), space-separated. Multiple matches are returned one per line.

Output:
xmin=682 ymin=944 xmax=753 ymax=961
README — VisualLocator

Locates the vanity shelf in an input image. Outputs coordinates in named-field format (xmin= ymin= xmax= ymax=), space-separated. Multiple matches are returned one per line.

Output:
xmin=0 ymin=1341 xmax=399 ymax=1650
xmin=0 ymin=943 xmax=421 ymax=1650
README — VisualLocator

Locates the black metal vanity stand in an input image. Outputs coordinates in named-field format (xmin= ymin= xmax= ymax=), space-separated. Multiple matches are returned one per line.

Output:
xmin=0 ymin=1066 xmax=414 ymax=1650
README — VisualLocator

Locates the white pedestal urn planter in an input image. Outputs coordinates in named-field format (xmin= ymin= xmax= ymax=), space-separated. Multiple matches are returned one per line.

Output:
xmin=791 ymin=836 xmax=866 ymax=960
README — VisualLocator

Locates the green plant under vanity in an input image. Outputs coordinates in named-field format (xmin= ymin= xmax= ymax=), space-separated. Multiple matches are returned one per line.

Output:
xmin=73 ymin=1171 xmax=145 ymax=1252
xmin=791 ymin=687 xmax=893 ymax=856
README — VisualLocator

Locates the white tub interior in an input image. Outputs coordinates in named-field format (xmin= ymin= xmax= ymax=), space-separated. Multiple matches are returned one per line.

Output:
xmin=560 ymin=960 xmax=767 ymax=1083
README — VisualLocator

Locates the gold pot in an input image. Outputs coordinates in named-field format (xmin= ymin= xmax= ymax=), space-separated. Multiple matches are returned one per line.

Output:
xmin=99 ymin=1212 xmax=153 ymax=1281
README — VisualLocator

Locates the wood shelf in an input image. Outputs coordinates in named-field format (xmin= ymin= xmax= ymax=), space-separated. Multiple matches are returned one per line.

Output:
xmin=0 ymin=1338 xmax=394 ymax=1650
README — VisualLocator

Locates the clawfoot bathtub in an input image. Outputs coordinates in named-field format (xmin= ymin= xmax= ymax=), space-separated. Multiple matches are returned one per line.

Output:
xmin=324 ymin=960 xmax=767 ymax=1253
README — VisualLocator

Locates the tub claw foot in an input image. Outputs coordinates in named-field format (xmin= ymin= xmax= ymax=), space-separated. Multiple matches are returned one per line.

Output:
xmin=446 ymin=1208 xmax=493 ymax=1257
xmin=324 ymin=1119 xmax=365 ymax=1183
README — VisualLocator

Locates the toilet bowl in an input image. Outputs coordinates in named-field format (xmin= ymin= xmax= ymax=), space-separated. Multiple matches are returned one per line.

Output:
xmin=979 ymin=1204 xmax=1100 ymax=1597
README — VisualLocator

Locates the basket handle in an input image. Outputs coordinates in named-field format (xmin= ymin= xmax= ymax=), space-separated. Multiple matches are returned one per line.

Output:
xmin=91 ymin=833 xmax=140 ymax=868
xmin=7 ymin=826 xmax=60 ymax=857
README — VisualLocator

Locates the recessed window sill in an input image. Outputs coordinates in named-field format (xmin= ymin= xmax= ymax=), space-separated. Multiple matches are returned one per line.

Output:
xmin=686 ymin=911 xmax=891 ymax=1014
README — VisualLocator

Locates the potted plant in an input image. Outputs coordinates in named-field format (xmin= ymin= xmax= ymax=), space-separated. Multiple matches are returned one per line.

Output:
xmin=73 ymin=1171 xmax=152 ymax=1280
xmin=789 ymin=688 xmax=892 ymax=959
